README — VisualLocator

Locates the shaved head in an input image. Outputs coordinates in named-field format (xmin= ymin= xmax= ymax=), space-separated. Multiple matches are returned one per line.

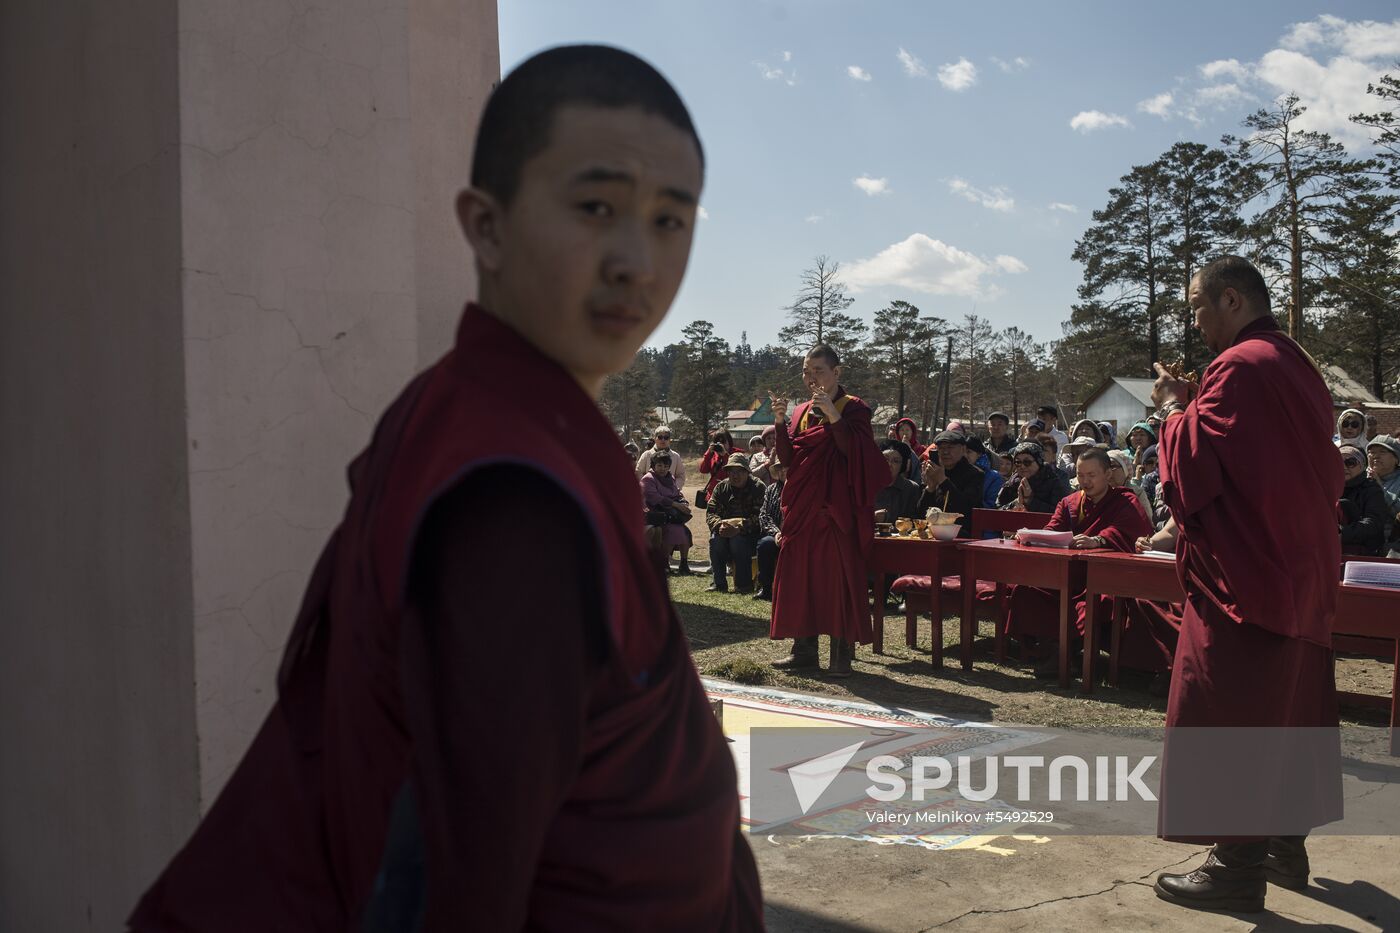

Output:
xmin=472 ymin=45 xmax=705 ymax=206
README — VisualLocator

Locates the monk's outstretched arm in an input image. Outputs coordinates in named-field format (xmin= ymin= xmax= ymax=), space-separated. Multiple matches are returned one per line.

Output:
xmin=403 ymin=469 xmax=607 ymax=930
xmin=775 ymin=415 xmax=796 ymax=466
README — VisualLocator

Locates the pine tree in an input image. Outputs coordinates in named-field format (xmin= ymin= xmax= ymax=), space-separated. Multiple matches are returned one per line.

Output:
xmin=778 ymin=255 xmax=868 ymax=358
xmin=1228 ymin=95 xmax=1376 ymax=341
xmin=1315 ymin=192 xmax=1400 ymax=401
xmin=669 ymin=321 xmax=733 ymax=446
xmin=1071 ymin=161 xmax=1175 ymax=370
xmin=865 ymin=301 xmax=941 ymax=417
xmin=950 ymin=314 xmax=997 ymax=421
xmin=1352 ymin=71 xmax=1400 ymax=188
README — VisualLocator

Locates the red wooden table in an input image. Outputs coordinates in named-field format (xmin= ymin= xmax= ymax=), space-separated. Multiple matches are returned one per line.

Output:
xmin=867 ymin=536 xmax=962 ymax=657
xmin=957 ymin=538 xmax=1085 ymax=687
xmin=1079 ymin=551 xmax=1184 ymax=694
xmin=1334 ymin=581 xmax=1400 ymax=755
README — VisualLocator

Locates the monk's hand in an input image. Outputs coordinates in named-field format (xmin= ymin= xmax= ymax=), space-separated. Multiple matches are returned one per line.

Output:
xmin=921 ymin=458 xmax=945 ymax=490
xmin=1134 ymin=534 xmax=1153 ymax=553
xmin=1151 ymin=362 xmax=1192 ymax=410
xmin=812 ymin=390 xmax=840 ymax=423
xmin=769 ymin=392 xmax=788 ymax=425
xmin=1072 ymin=534 xmax=1103 ymax=550
xmin=774 ymin=531 xmax=783 ymax=547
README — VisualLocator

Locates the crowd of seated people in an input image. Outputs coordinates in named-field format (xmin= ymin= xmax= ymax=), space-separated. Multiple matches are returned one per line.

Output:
xmin=622 ymin=403 xmax=1400 ymax=697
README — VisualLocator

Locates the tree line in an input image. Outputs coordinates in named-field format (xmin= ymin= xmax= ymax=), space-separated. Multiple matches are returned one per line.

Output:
xmin=604 ymin=75 xmax=1400 ymax=446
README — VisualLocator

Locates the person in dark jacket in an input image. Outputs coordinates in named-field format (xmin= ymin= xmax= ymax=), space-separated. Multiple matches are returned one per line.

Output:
xmin=706 ymin=453 xmax=766 ymax=592
xmin=754 ymin=458 xmax=786 ymax=600
xmin=1339 ymin=444 xmax=1390 ymax=556
xmin=916 ymin=431 xmax=983 ymax=536
xmin=997 ymin=440 xmax=1072 ymax=513
xmin=875 ymin=441 xmax=923 ymax=522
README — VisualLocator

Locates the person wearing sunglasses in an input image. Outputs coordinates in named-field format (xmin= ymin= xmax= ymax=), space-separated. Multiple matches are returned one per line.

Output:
xmin=1339 ymin=444 xmax=1389 ymax=556
xmin=1334 ymin=407 xmax=1368 ymax=449
xmin=996 ymin=441 xmax=1071 ymax=513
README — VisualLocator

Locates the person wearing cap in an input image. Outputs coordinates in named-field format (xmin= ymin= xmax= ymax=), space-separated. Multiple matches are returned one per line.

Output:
xmin=767 ymin=346 xmax=889 ymax=677
xmin=1060 ymin=434 xmax=1102 ymax=475
xmin=916 ymin=431 xmax=984 ymax=537
xmin=1036 ymin=404 xmax=1070 ymax=448
xmin=997 ymin=441 xmax=1072 ymax=513
xmin=635 ymin=424 xmax=685 ymax=486
xmin=746 ymin=433 xmax=771 ymax=483
xmin=705 ymin=453 xmax=766 ymax=592
xmin=1339 ymin=444 xmax=1389 ymax=557
xmin=986 ymin=412 xmax=1016 ymax=456
xmin=1021 ymin=417 xmax=1046 ymax=441
xmin=1366 ymin=435 xmax=1400 ymax=556
xmin=751 ymin=424 xmax=779 ymax=484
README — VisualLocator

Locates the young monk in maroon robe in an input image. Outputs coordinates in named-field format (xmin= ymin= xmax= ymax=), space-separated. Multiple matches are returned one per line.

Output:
xmin=767 ymin=346 xmax=888 ymax=678
xmin=1004 ymin=447 xmax=1152 ymax=675
xmin=128 ymin=46 xmax=762 ymax=932
xmin=1150 ymin=256 xmax=1342 ymax=914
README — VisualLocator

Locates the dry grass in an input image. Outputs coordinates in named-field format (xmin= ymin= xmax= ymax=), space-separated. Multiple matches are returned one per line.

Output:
xmin=670 ymin=574 xmax=1395 ymax=732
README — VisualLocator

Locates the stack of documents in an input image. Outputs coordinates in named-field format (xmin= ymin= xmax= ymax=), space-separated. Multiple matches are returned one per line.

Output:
xmin=1342 ymin=561 xmax=1400 ymax=590
xmin=1015 ymin=529 xmax=1074 ymax=549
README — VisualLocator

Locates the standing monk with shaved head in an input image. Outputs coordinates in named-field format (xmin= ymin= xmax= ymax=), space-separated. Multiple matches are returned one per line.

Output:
xmin=1150 ymin=256 xmax=1342 ymax=914
xmin=767 ymin=347 xmax=888 ymax=677
xmin=129 ymin=46 xmax=762 ymax=932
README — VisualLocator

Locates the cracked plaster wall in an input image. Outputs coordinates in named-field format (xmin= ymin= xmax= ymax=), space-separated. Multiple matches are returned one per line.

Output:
xmin=179 ymin=0 xmax=498 ymax=805
xmin=0 ymin=0 xmax=497 ymax=928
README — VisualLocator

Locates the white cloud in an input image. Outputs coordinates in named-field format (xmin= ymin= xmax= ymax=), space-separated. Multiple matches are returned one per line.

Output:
xmin=1254 ymin=47 xmax=1383 ymax=146
xmin=992 ymin=55 xmax=1031 ymax=73
xmin=896 ymin=47 xmax=928 ymax=78
xmin=1047 ymin=202 xmax=1079 ymax=213
xmin=947 ymin=177 xmax=1014 ymax=212
xmin=1069 ymin=110 xmax=1132 ymax=132
xmin=1195 ymin=83 xmax=1252 ymax=108
xmin=805 ymin=213 xmax=824 ymax=224
xmin=755 ymin=58 xmax=798 ymax=86
xmin=1280 ymin=14 xmax=1400 ymax=59
xmin=1200 ymin=58 xmax=1250 ymax=82
xmin=853 ymin=175 xmax=891 ymax=196
xmin=697 ymin=206 xmax=709 ymax=220
xmin=1137 ymin=92 xmax=1174 ymax=118
xmin=847 ymin=65 xmax=872 ymax=82
xmin=937 ymin=57 xmax=978 ymax=91
xmin=844 ymin=233 xmax=1027 ymax=299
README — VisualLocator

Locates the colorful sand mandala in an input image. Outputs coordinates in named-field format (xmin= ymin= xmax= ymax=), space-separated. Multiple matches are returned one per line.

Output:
xmin=705 ymin=679 xmax=1053 ymax=851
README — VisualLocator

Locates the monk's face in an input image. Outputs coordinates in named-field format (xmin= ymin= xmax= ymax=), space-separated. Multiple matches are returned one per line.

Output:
xmin=1076 ymin=459 xmax=1109 ymax=499
xmin=1189 ymin=274 xmax=1251 ymax=355
xmin=1369 ymin=448 xmax=1397 ymax=479
xmin=458 ymin=105 xmax=703 ymax=395
xmin=883 ymin=449 xmax=904 ymax=482
xmin=802 ymin=358 xmax=841 ymax=397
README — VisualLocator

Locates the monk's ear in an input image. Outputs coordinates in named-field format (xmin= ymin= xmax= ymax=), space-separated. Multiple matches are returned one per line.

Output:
xmin=456 ymin=187 xmax=505 ymax=274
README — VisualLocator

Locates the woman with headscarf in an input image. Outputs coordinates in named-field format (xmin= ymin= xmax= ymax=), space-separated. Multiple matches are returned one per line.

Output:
xmin=997 ymin=441 xmax=1072 ymax=512
xmin=892 ymin=418 xmax=926 ymax=480
xmin=1107 ymin=448 xmax=1154 ymax=519
xmin=1335 ymin=408 xmax=1368 ymax=449
xmin=1097 ymin=421 xmax=1118 ymax=448
xmin=1125 ymin=421 xmax=1157 ymax=472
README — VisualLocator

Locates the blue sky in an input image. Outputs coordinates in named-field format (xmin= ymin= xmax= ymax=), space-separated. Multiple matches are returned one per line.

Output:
xmin=498 ymin=2 xmax=1400 ymax=350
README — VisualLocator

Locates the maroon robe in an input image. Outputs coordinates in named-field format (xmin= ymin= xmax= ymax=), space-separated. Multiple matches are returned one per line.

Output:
xmin=128 ymin=305 xmax=762 ymax=930
xmin=1157 ymin=314 xmax=1342 ymax=841
xmin=1004 ymin=487 xmax=1153 ymax=643
xmin=769 ymin=391 xmax=888 ymax=642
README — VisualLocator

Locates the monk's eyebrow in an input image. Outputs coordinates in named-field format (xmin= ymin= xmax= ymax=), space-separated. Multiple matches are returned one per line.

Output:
xmin=569 ymin=167 xmax=698 ymax=206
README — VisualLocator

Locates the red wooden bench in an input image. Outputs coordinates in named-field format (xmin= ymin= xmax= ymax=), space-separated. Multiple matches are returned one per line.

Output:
xmin=891 ymin=508 xmax=1052 ymax=665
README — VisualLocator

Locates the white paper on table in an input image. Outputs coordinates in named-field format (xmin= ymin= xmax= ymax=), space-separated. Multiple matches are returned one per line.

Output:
xmin=1343 ymin=561 xmax=1400 ymax=589
xmin=1139 ymin=550 xmax=1176 ymax=560
xmin=1014 ymin=529 xmax=1073 ymax=549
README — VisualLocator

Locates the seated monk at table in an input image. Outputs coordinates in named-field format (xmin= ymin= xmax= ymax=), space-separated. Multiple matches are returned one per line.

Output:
xmin=1005 ymin=447 xmax=1153 ymax=677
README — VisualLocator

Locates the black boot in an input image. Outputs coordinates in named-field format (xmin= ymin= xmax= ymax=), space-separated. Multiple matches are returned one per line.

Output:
xmin=1263 ymin=836 xmax=1309 ymax=890
xmin=1154 ymin=843 xmax=1267 ymax=913
xmin=751 ymin=587 xmax=771 ymax=600
xmin=771 ymin=637 xmax=818 ymax=671
xmin=826 ymin=638 xmax=853 ymax=679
